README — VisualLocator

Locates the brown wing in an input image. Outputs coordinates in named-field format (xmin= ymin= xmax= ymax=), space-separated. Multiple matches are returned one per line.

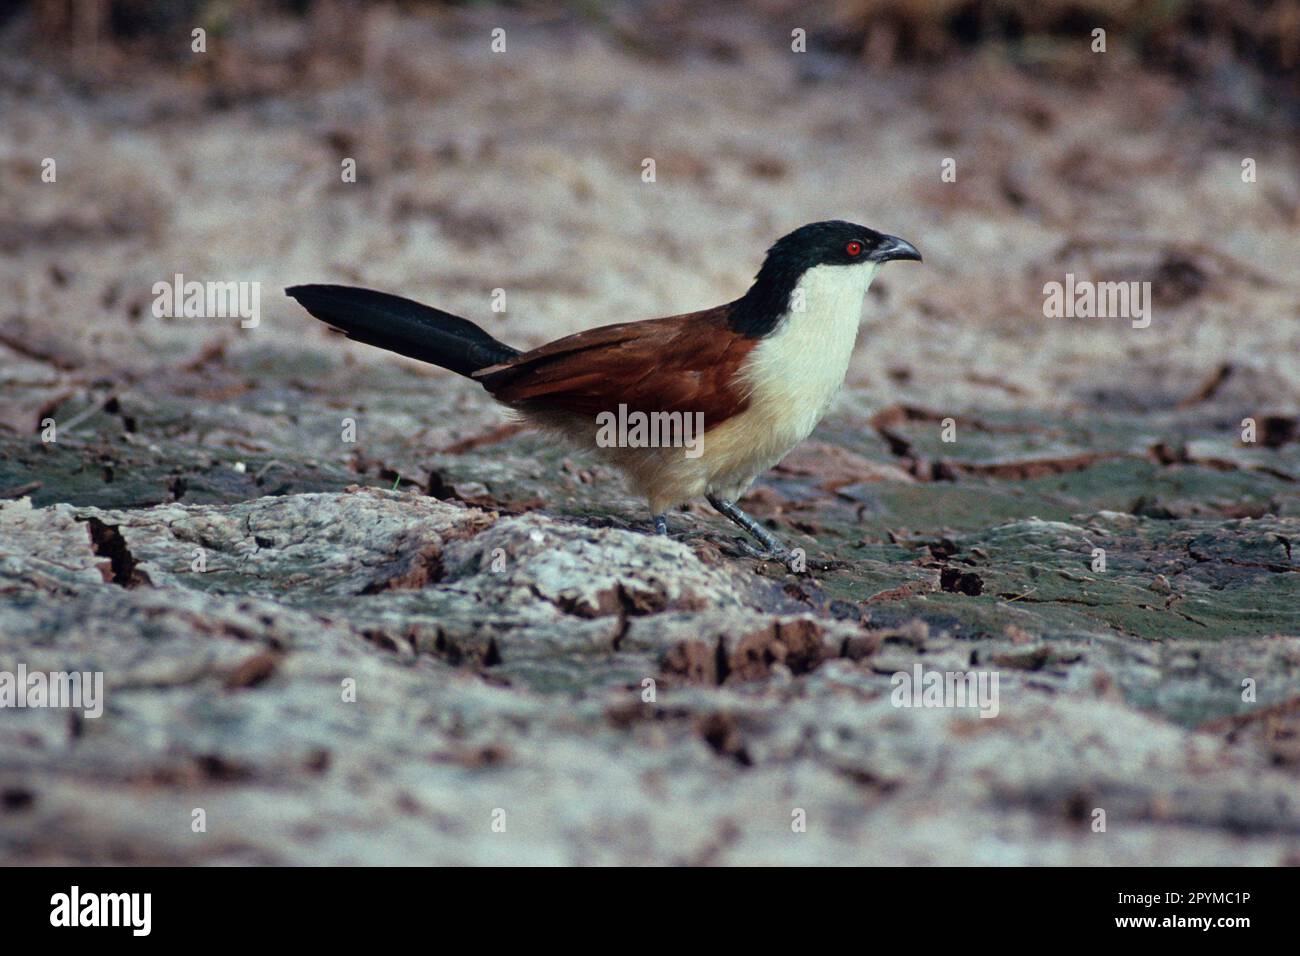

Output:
xmin=473 ymin=305 xmax=754 ymax=430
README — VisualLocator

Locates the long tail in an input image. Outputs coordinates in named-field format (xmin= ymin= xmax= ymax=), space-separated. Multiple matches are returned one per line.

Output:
xmin=286 ymin=284 xmax=520 ymax=378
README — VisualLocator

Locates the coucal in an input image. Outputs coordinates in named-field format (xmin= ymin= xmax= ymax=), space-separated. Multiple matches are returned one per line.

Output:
xmin=287 ymin=220 xmax=921 ymax=559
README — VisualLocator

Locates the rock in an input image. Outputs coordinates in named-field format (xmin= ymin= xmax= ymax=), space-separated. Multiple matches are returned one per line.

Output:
xmin=0 ymin=498 xmax=105 ymax=593
xmin=72 ymin=488 xmax=497 ymax=599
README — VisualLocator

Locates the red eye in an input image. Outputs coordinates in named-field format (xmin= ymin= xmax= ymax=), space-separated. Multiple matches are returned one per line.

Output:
xmin=846 ymin=241 xmax=862 ymax=256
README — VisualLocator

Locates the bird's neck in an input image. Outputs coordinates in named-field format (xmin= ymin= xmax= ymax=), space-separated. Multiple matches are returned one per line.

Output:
xmin=728 ymin=261 xmax=876 ymax=339
xmin=730 ymin=262 xmax=878 ymax=462
xmin=727 ymin=257 xmax=804 ymax=338
xmin=744 ymin=263 xmax=876 ymax=398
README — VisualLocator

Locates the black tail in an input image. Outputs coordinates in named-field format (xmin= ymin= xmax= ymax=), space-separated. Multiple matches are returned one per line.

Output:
xmin=286 ymin=284 xmax=520 ymax=378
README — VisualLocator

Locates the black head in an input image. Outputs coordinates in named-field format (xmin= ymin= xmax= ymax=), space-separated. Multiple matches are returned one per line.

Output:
xmin=728 ymin=220 xmax=921 ymax=338
xmin=762 ymin=220 xmax=922 ymax=271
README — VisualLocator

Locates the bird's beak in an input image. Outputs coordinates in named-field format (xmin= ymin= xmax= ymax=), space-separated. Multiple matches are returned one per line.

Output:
xmin=869 ymin=234 xmax=922 ymax=263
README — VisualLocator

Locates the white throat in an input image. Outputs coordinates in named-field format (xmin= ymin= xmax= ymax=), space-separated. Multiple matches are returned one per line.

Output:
xmin=745 ymin=259 xmax=877 ymax=408
xmin=786 ymin=260 xmax=879 ymax=333
xmin=729 ymin=260 xmax=878 ymax=469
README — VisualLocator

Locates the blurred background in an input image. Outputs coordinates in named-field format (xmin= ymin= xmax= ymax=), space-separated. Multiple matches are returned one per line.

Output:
xmin=3 ymin=0 xmax=1298 ymax=426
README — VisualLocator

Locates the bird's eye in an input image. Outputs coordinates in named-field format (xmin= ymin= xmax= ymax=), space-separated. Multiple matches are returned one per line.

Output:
xmin=846 ymin=241 xmax=862 ymax=256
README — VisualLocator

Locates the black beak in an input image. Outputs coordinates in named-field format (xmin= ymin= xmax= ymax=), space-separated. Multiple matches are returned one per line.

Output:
xmin=869 ymin=234 xmax=922 ymax=263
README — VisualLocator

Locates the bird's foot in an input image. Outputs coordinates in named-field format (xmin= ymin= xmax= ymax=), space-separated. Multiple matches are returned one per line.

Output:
xmin=705 ymin=494 xmax=805 ymax=566
xmin=730 ymin=537 xmax=800 ymax=566
xmin=728 ymin=537 xmax=848 ymax=573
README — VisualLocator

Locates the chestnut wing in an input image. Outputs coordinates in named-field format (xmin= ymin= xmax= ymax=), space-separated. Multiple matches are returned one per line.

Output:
xmin=474 ymin=306 xmax=754 ymax=429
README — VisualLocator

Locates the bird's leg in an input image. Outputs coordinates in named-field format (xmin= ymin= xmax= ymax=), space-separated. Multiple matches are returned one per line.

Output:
xmin=706 ymin=494 xmax=792 ymax=560
xmin=653 ymin=514 xmax=668 ymax=536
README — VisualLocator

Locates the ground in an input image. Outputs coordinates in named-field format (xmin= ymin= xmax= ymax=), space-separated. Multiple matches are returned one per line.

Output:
xmin=1 ymin=6 xmax=1298 ymax=864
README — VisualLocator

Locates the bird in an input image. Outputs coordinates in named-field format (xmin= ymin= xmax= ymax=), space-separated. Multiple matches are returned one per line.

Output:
xmin=287 ymin=220 xmax=921 ymax=561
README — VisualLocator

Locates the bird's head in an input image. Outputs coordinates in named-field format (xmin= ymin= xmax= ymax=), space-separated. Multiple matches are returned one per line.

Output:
xmin=766 ymin=220 xmax=922 ymax=271
xmin=730 ymin=220 xmax=921 ymax=337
